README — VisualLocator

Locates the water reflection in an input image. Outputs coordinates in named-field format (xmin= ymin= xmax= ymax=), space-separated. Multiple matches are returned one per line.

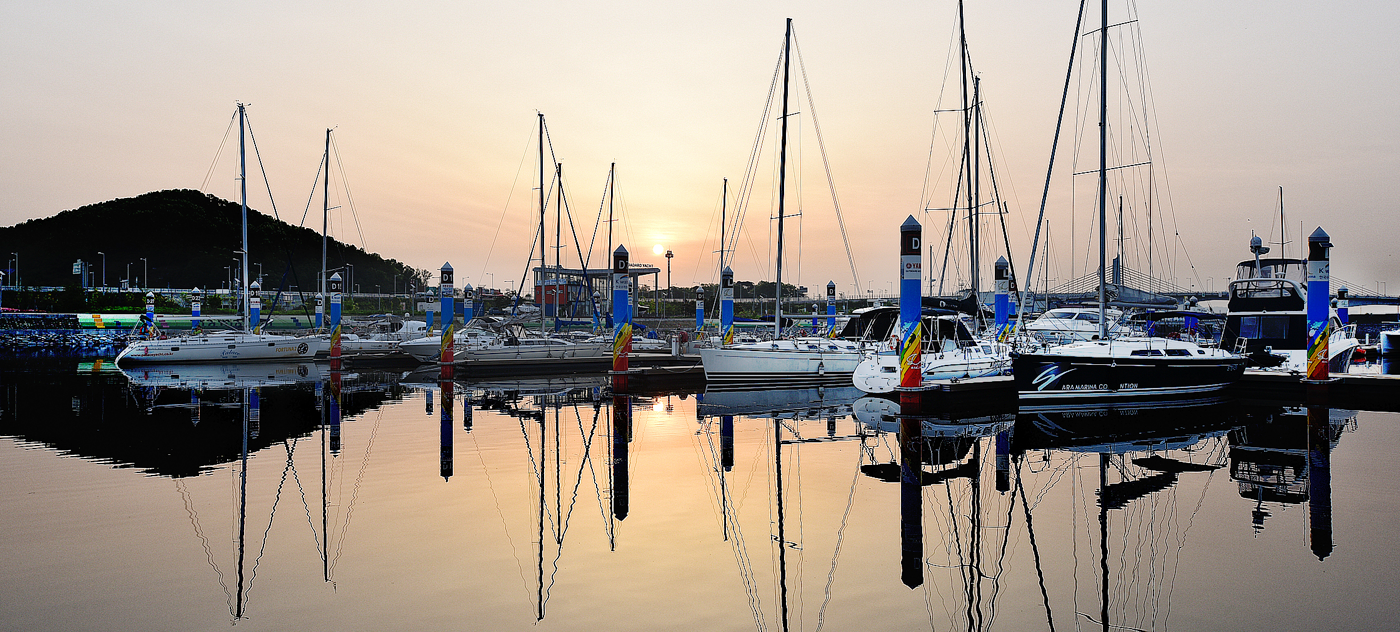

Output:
xmin=1015 ymin=400 xmax=1239 ymax=631
xmin=0 ymin=361 xmax=1391 ymax=629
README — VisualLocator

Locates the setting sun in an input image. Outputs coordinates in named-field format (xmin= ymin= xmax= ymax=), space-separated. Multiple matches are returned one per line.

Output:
xmin=652 ymin=244 xmax=664 ymax=255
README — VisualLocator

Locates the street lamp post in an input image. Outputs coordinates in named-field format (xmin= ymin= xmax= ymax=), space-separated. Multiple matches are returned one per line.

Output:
xmin=376 ymin=285 xmax=381 ymax=311
xmin=10 ymin=252 xmax=16 ymax=289
xmin=126 ymin=262 xmax=132 ymax=290
xmin=97 ymin=252 xmax=106 ymax=290
xmin=346 ymin=264 xmax=354 ymax=298
xmin=224 ymin=266 xmax=231 ymax=291
xmin=664 ymin=250 xmax=673 ymax=318
xmin=140 ymin=257 xmax=147 ymax=291
xmin=255 ymin=263 xmax=263 ymax=284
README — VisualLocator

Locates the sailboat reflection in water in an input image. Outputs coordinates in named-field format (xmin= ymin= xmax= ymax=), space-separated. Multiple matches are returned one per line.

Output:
xmin=695 ymin=383 xmax=865 ymax=632
xmin=1012 ymin=398 xmax=1239 ymax=631
xmin=133 ymin=363 xmax=376 ymax=622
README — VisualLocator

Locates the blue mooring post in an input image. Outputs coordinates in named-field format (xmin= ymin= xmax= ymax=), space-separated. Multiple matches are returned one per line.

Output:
xmin=249 ymin=387 xmax=261 ymax=439
xmin=1306 ymin=227 xmax=1331 ymax=381
xmin=612 ymin=246 xmax=631 ymax=390
xmin=898 ymin=216 xmax=923 ymax=400
xmin=440 ymin=263 xmax=454 ymax=365
xmin=994 ymin=257 xmax=1010 ymax=342
xmin=426 ymin=309 xmax=434 ymax=332
xmin=995 ymin=429 xmax=1011 ymax=493
xmin=899 ymin=413 xmax=922 ymax=588
xmin=190 ymin=288 xmax=202 ymax=331
xmin=145 ymin=292 xmax=156 ymax=336
xmin=1307 ymin=400 xmax=1334 ymax=560
xmin=463 ymin=283 xmax=475 ymax=324
xmin=826 ymin=281 xmax=836 ymax=336
xmin=314 ymin=293 xmax=324 ymax=330
xmin=440 ymin=370 xmax=454 ymax=481
xmin=1335 ymin=287 xmax=1349 ymax=325
xmin=249 ymin=281 xmax=262 ymax=334
xmin=329 ymin=370 xmax=342 ymax=454
xmin=695 ymin=286 xmax=705 ymax=332
xmin=720 ymin=266 xmax=734 ymax=345
xmin=329 ymin=272 xmax=343 ymax=362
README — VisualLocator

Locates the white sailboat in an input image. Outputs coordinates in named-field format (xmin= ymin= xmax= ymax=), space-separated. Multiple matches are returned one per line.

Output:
xmin=116 ymin=104 xmax=322 ymax=365
xmin=854 ymin=3 xmax=1020 ymax=394
xmin=852 ymin=311 xmax=1010 ymax=393
xmin=698 ymin=20 xmax=867 ymax=386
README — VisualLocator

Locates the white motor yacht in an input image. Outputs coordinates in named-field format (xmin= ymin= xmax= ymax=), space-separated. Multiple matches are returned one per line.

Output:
xmin=1023 ymin=307 xmax=1124 ymax=344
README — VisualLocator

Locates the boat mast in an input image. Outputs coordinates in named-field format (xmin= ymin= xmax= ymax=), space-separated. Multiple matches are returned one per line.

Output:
xmin=239 ymin=103 xmax=250 ymax=334
xmin=1097 ymin=0 xmax=1109 ymax=340
xmin=321 ymin=128 xmax=330 ymax=299
xmin=555 ymin=161 xmax=564 ymax=333
xmin=1279 ymin=185 xmax=1286 ymax=258
xmin=959 ymin=0 xmax=975 ymax=299
xmin=608 ymin=162 xmax=615 ymax=322
xmin=539 ymin=113 xmax=546 ymax=335
xmin=972 ymin=74 xmax=983 ymax=320
xmin=774 ymin=17 xmax=792 ymax=340
xmin=720 ymin=178 xmax=727 ymax=277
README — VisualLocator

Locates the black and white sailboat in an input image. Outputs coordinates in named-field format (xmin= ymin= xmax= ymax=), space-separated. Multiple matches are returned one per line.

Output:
xmin=1011 ymin=1 xmax=1245 ymax=402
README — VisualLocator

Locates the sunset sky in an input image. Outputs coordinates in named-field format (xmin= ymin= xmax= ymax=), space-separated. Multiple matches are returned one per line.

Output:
xmin=3 ymin=1 xmax=1397 ymax=297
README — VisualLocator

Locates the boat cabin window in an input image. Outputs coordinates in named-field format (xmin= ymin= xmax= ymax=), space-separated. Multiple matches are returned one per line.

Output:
xmin=1075 ymin=313 xmax=1101 ymax=322
xmin=1130 ymin=349 xmax=1164 ymax=356
xmin=1165 ymin=349 xmax=1192 ymax=356
xmin=1043 ymin=309 xmax=1076 ymax=319
xmin=1238 ymin=315 xmax=1290 ymax=339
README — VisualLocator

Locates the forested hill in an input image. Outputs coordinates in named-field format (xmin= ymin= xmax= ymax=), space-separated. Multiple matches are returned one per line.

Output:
xmin=0 ymin=189 xmax=426 ymax=293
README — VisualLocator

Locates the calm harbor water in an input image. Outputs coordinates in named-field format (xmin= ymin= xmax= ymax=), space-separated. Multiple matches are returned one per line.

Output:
xmin=2 ymin=358 xmax=1398 ymax=631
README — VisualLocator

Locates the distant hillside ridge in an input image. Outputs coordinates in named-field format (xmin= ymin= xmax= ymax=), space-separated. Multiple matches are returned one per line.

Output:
xmin=0 ymin=189 xmax=428 ymax=294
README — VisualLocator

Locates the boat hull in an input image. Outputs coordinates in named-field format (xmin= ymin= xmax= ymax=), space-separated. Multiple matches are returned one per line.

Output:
xmin=698 ymin=342 xmax=863 ymax=387
xmin=115 ymin=332 xmax=322 ymax=364
xmin=852 ymin=348 xmax=1009 ymax=394
xmin=1013 ymin=344 xmax=1246 ymax=406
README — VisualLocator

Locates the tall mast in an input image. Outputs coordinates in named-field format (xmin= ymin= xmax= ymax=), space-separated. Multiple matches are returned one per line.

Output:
xmin=608 ymin=163 xmax=615 ymax=283
xmin=1279 ymin=185 xmax=1286 ymax=258
xmin=972 ymin=73 xmax=982 ymax=307
xmin=555 ymin=163 xmax=563 ymax=274
xmin=774 ymin=17 xmax=793 ymax=340
xmin=538 ymin=113 xmax=546 ymax=334
xmin=1097 ymin=0 xmax=1109 ymax=339
xmin=959 ymin=0 xmax=974 ymax=298
xmin=239 ymin=103 xmax=250 ymax=333
xmin=608 ymin=162 xmax=615 ymax=323
xmin=720 ymin=178 xmax=727 ymax=275
xmin=321 ymin=128 xmax=330 ymax=298
xmin=555 ymin=161 xmax=564 ymax=332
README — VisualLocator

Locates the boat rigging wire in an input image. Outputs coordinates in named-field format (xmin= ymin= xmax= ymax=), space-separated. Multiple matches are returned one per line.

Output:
xmin=792 ymin=35 xmax=863 ymax=294
xmin=242 ymin=111 xmax=284 ymax=223
xmin=329 ymin=407 xmax=383 ymax=574
xmin=1014 ymin=0 xmax=1088 ymax=342
xmin=812 ymin=434 xmax=867 ymax=631
xmin=200 ymin=112 xmax=238 ymax=192
xmin=176 ymin=477 xmax=233 ymax=610
xmin=477 ymin=124 xmax=537 ymax=288
xmin=470 ymin=414 xmax=536 ymax=610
